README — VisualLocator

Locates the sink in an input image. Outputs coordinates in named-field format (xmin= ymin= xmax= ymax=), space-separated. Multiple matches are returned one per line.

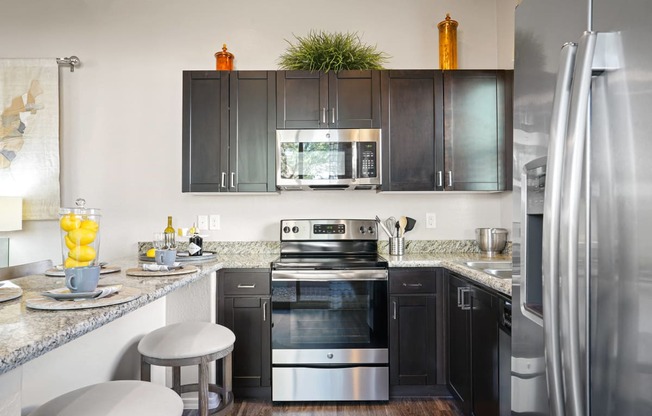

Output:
xmin=464 ymin=261 xmax=512 ymax=270
xmin=482 ymin=268 xmax=513 ymax=279
xmin=462 ymin=261 xmax=513 ymax=279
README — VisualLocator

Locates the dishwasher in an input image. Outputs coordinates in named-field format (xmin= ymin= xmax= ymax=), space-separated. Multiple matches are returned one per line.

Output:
xmin=498 ymin=299 xmax=512 ymax=416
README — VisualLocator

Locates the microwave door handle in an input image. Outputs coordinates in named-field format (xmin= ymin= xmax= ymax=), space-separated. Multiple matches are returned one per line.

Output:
xmin=560 ymin=31 xmax=596 ymax=416
xmin=542 ymin=40 xmax=577 ymax=416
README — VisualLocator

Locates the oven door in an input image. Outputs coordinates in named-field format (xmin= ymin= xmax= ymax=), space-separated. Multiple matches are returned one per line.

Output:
xmin=271 ymin=269 xmax=388 ymax=360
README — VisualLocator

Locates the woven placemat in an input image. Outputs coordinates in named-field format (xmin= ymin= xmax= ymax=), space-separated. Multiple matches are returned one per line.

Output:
xmin=125 ymin=265 xmax=199 ymax=277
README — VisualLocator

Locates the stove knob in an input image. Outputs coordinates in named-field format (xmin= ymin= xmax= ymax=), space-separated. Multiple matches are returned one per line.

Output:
xmin=292 ymin=226 xmax=299 ymax=233
xmin=282 ymin=226 xmax=290 ymax=234
xmin=368 ymin=226 xmax=375 ymax=234
xmin=359 ymin=226 xmax=365 ymax=234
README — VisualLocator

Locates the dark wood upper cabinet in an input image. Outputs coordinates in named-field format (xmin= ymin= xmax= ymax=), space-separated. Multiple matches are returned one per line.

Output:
xmin=182 ymin=71 xmax=229 ymax=192
xmin=380 ymin=70 xmax=444 ymax=191
xmin=443 ymin=70 xmax=513 ymax=191
xmin=229 ymin=71 xmax=276 ymax=192
xmin=277 ymin=70 xmax=381 ymax=129
xmin=182 ymin=70 xmax=276 ymax=193
xmin=381 ymin=69 xmax=512 ymax=192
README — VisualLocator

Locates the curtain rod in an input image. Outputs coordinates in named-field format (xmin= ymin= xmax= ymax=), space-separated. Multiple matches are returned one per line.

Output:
xmin=56 ymin=56 xmax=80 ymax=72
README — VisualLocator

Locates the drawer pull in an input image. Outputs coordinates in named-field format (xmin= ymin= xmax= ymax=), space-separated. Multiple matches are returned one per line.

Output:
xmin=237 ymin=284 xmax=256 ymax=289
xmin=402 ymin=282 xmax=423 ymax=288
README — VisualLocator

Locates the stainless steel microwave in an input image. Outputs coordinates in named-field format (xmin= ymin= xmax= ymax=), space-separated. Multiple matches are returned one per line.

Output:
xmin=276 ymin=129 xmax=382 ymax=191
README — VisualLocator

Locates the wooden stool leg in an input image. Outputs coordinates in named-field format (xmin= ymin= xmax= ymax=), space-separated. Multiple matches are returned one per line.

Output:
xmin=172 ymin=366 xmax=181 ymax=394
xmin=223 ymin=353 xmax=232 ymax=397
xmin=140 ymin=356 xmax=151 ymax=382
xmin=199 ymin=360 xmax=210 ymax=416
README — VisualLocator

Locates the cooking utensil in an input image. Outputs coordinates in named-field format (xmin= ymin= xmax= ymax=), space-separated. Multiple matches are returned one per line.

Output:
xmin=386 ymin=217 xmax=397 ymax=237
xmin=399 ymin=216 xmax=408 ymax=237
xmin=375 ymin=216 xmax=393 ymax=238
xmin=405 ymin=217 xmax=417 ymax=232
xmin=475 ymin=228 xmax=508 ymax=255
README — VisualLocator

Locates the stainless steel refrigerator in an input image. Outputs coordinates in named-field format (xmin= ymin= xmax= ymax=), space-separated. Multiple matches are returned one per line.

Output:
xmin=512 ymin=0 xmax=652 ymax=414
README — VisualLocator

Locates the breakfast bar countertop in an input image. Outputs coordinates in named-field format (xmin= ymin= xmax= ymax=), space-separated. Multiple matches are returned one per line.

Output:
xmin=0 ymin=254 xmax=276 ymax=376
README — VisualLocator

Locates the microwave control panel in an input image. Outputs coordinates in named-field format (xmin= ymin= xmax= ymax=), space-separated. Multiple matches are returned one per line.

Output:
xmin=358 ymin=142 xmax=377 ymax=178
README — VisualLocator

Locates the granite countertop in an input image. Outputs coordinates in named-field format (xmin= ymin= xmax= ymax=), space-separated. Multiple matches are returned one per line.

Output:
xmin=0 ymin=245 xmax=510 ymax=376
xmin=0 ymin=253 xmax=277 ymax=376
xmin=385 ymin=252 xmax=512 ymax=297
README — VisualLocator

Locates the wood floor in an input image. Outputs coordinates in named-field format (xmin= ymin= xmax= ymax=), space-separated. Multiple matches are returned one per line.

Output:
xmin=226 ymin=398 xmax=464 ymax=416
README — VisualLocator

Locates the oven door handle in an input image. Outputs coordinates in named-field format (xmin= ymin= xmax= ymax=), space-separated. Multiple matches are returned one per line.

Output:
xmin=272 ymin=269 xmax=388 ymax=281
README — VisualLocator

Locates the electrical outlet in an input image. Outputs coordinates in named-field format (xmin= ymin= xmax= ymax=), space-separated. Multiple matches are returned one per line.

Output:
xmin=209 ymin=214 xmax=220 ymax=230
xmin=197 ymin=215 xmax=208 ymax=231
xmin=426 ymin=213 xmax=437 ymax=229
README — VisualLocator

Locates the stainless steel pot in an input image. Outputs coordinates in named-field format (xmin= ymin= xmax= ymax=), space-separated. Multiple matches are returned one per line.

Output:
xmin=475 ymin=228 xmax=508 ymax=255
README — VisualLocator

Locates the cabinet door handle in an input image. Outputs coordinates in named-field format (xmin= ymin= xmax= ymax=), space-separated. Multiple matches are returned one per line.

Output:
xmin=460 ymin=287 xmax=471 ymax=310
xmin=457 ymin=286 xmax=463 ymax=307
xmin=230 ymin=172 xmax=235 ymax=189
xmin=237 ymin=284 xmax=256 ymax=289
xmin=393 ymin=301 xmax=397 ymax=320
xmin=402 ymin=282 xmax=423 ymax=288
xmin=437 ymin=171 xmax=443 ymax=187
xmin=447 ymin=171 xmax=453 ymax=188
xmin=263 ymin=301 xmax=267 ymax=321
xmin=331 ymin=107 xmax=335 ymax=124
xmin=221 ymin=172 xmax=226 ymax=189
xmin=322 ymin=108 xmax=327 ymax=124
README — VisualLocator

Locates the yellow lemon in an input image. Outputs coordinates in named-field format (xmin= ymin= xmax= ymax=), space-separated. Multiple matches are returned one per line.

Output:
xmin=60 ymin=214 xmax=81 ymax=231
xmin=146 ymin=248 xmax=156 ymax=258
xmin=64 ymin=235 xmax=76 ymax=250
xmin=67 ymin=227 xmax=97 ymax=245
xmin=80 ymin=219 xmax=99 ymax=232
xmin=65 ymin=257 xmax=91 ymax=268
xmin=68 ymin=245 xmax=96 ymax=262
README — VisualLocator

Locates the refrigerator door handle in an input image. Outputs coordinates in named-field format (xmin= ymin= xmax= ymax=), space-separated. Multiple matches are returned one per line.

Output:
xmin=542 ymin=41 xmax=577 ymax=416
xmin=560 ymin=31 xmax=597 ymax=416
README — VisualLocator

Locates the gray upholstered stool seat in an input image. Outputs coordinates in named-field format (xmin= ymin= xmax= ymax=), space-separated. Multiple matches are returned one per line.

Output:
xmin=28 ymin=380 xmax=183 ymax=416
xmin=138 ymin=321 xmax=235 ymax=416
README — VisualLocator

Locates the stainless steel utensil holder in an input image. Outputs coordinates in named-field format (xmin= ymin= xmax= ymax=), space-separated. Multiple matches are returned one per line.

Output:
xmin=389 ymin=237 xmax=405 ymax=256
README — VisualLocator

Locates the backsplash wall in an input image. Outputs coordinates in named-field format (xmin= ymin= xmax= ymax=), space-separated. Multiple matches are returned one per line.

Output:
xmin=0 ymin=0 xmax=516 ymax=265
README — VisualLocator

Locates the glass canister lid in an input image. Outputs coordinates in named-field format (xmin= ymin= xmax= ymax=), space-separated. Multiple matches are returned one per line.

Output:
xmin=59 ymin=198 xmax=101 ymax=217
xmin=215 ymin=44 xmax=234 ymax=60
xmin=437 ymin=13 xmax=458 ymax=30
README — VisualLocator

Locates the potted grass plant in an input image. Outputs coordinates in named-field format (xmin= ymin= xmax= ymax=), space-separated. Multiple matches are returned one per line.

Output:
xmin=278 ymin=30 xmax=389 ymax=72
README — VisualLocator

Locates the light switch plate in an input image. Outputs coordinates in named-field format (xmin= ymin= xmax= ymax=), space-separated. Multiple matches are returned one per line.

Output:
xmin=209 ymin=214 xmax=220 ymax=230
xmin=426 ymin=213 xmax=436 ymax=229
xmin=197 ymin=215 xmax=208 ymax=231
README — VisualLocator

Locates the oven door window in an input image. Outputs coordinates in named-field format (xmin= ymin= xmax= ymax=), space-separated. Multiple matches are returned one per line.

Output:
xmin=272 ymin=280 xmax=387 ymax=349
xmin=279 ymin=142 xmax=353 ymax=180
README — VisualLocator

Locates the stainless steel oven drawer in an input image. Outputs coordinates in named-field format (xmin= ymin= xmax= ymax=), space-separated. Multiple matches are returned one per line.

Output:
xmin=272 ymin=366 xmax=389 ymax=401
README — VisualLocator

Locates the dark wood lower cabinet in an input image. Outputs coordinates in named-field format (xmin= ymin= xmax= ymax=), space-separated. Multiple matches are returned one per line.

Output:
xmin=217 ymin=269 xmax=271 ymax=399
xmin=447 ymin=272 xmax=502 ymax=416
xmin=389 ymin=269 xmax=447 ymax=396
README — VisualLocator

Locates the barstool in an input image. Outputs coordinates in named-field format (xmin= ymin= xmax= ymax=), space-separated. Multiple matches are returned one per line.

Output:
xmin=138 ymin=321 xmax=235 ymax=416
xmin=28 ymin=380 xmax=183 ymax=416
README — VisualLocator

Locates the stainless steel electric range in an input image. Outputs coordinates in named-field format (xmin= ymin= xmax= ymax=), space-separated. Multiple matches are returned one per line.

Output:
xmin=270 ymin=219 xmax=389 ymax=402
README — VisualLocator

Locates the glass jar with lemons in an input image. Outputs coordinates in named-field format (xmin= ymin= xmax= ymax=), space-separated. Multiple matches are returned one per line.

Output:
xmin=59 ymin=198 xmax=101 ymax=269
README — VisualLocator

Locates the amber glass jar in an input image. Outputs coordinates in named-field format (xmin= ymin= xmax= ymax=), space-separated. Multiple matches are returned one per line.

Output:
xmin=437 ymin=14 xmax=458 ymax=69
xmin=215 ymin=44 xmax=234 ymax=70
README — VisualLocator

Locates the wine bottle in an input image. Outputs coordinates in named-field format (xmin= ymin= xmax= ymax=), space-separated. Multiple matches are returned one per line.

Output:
xmin=164 ymin=216 xmax=176 ymax=249
xmin=188 ymin=223 xmax=203 ymax=256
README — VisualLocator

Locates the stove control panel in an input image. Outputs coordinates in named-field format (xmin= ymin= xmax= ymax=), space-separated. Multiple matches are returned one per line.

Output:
xmin=280 ymin=219 xmax=378 ymax=241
